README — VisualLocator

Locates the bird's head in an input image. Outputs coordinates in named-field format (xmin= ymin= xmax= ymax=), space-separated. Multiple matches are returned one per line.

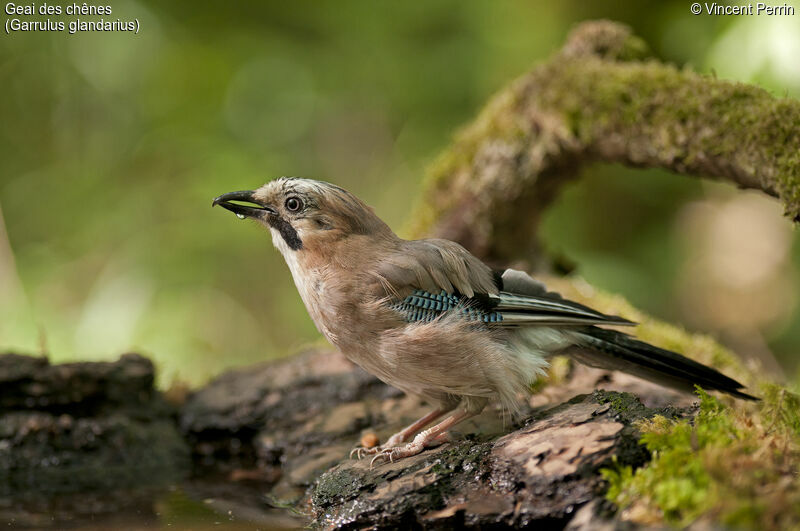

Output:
xmin=213 ymin=177 xmax=393 ymax=254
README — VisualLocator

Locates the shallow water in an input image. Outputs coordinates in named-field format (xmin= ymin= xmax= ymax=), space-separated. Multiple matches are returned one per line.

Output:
xmin=2 ymin=481 xmax=305 ymax=530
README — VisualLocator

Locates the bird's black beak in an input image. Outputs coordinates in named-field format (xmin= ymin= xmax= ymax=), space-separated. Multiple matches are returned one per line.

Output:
xmin=212 ymin=190 xmax=277 ymax=219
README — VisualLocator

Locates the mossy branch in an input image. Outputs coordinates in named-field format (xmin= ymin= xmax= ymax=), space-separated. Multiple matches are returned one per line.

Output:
xmin=409 ymin=20 xmax=800 ymax=265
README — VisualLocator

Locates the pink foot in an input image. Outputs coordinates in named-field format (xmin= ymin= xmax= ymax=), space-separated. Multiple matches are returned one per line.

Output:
xmin=349 ymin=446 xmax=380 ymax=460
xmin=350 ymin=429 xmax=419 ymax=460
xmin=369 ymin=431 xmax=452 ymax=468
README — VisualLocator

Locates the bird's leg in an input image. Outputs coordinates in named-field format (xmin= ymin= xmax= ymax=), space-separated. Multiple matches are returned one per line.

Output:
xmin=350 ymin=408 xmax=447 ymax=459
xmin=383 ymin=408 xmax=448 ymax=447
xmin=370 ymin=409 xmax=474 ymax=467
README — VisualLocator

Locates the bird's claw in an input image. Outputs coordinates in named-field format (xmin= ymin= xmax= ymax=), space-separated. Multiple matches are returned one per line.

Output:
xmin=368 ymin=444 xmax=425 ymax=468
xmin=369 ymin=448 xmax=398 ymax=468
xmin=349 ymin=446 xmax=380 ymax=460
xmin=366 ymin=431 xmax=452 ymax=468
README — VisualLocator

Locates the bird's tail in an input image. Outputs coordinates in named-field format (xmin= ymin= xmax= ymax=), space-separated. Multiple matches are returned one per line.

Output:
xmin=568 ymin=326 xmax=757 ymax=400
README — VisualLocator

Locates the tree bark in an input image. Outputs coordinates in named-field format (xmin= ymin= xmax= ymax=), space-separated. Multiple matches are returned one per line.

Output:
xmin=409 ymin=20 xmax=800 ymax=266
xmin=181 ymin=348 xmax=695 ymax=529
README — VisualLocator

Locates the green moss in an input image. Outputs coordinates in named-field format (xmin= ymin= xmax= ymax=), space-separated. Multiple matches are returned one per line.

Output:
xmin=593 ymin=390 xmax=651 ymax=423
xmin=760 ymin=383 xmax=800 ymax=438
xmin=428 ymin=439 xmax=492 ymax=476
xmin=602 ymin=387 xmax=800 ymax=529
xmin=540 ymin=59 xmax=800 ymax=221
xmin=610 ymin=34 xmax=650 ymax=62
xmin=411 ymin=49 xmax=800 ymax=240
xmin=313 ymin=467 xmax=369 ymax=508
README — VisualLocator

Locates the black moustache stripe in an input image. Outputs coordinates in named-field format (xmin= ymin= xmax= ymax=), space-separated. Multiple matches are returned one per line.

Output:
xmin=269 ymin=217 xmax=303 ymax=251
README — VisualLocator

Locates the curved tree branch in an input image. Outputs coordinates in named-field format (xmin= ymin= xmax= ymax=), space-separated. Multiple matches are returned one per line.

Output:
xmin=409 ymin=21 xmax=800 ymax=266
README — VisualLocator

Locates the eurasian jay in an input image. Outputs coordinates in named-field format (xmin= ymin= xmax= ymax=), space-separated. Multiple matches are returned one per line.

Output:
xmin=213 ymin=177 xmax=754 ymax=465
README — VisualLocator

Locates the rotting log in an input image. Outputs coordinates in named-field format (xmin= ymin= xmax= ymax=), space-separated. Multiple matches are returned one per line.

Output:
xmin=0 ymin=353 xmax=190 ymax=525
xmin=181 ymin=348 xmax=696 ymax=529
xmin=409 ymin=20 xmax=800 ymax=266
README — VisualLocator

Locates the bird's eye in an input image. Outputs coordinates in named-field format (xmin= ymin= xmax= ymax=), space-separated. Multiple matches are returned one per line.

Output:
xmin=285 ymin=196 xmax=303 ymax=212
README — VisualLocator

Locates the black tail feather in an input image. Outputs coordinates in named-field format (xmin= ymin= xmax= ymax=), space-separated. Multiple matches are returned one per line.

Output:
xmin=572 ymin=327 xmax=757 ymax=401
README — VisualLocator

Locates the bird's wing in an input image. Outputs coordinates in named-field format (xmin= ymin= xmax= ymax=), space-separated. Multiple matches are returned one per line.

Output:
xmin=377 ymin=246 xmax=634 ymax=328
xmin=373 ymin=239 xmax=498 ymax=299
xmin=487 ymin=268 xmax=635 ymax=327
xmin=390 ymin=287 xmax=634 ymax=327
xmin=486 ymin=291 xmax=635 ymax=327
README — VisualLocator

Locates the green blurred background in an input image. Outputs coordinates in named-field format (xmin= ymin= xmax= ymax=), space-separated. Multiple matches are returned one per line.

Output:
xmin=1 ymin=1 xmax=799 ymax=386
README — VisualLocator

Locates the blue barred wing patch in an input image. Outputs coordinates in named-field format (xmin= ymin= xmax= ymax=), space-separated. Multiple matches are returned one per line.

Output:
xmin=391 ymin=290 xmax=503 ymax=324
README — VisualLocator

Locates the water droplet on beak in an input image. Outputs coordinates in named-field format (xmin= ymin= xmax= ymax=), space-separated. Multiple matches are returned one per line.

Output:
xmin=236 ymin=213 xmax=245 ymax=220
